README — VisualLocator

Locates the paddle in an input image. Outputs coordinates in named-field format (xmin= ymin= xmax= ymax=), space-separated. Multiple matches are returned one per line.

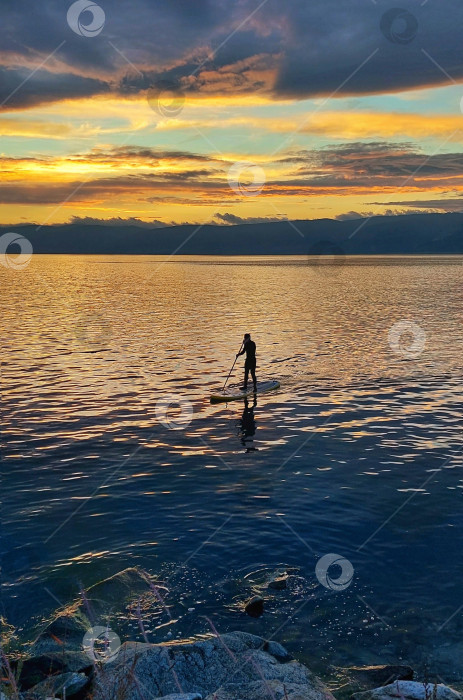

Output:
xmin=222 ymin=342 xmax=243 ymax=391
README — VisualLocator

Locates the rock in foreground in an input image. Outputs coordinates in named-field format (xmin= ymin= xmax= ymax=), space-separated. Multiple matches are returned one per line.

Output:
xmin=352 ymin=681 xmax=462 ymax=700
xmin=92 ymin=631 xmax=335 ymax=700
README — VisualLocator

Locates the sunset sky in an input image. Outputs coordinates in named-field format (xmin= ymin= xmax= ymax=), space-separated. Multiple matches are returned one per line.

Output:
xmin=3 ymin=0 xmax=463 ymax=227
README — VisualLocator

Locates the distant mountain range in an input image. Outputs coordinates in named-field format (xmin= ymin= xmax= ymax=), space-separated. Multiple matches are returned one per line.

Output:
xmin=4 ymin=213 xmax=463 ymax=255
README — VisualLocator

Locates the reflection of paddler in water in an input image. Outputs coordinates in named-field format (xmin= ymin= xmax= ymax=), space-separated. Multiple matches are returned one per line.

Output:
xmin=237 ymin=396 xmax=258 ymax=452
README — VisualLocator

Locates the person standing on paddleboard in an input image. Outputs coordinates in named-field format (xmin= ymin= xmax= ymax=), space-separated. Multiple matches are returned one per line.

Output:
xmin=236 ymin=333 xmax=257 ymax=392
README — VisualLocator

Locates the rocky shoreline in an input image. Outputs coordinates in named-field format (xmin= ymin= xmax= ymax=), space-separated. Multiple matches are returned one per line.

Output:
xmin=2 ymin=568 xmax=462 ymax=700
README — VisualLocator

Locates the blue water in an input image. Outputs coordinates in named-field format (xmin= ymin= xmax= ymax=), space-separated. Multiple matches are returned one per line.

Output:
xmin=2 ymin=255 xmax=463 ymax=677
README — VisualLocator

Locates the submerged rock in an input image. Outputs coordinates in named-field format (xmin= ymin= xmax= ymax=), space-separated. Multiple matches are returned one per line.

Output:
xmin=30 ymin=567 xmax=156 ymax=656
xmin=432 ymin=642 xmax=463 ymax=681
xmin=352 ymin=681 xmax=462 ymax=700
xmin=346 ymin=665 xmax=414 ymax=687
xmin=15 ymin=651 xmax=92 ymax=690
xmin=91 ymin=631 xmax=334 ymax=700
xmin=82 ymin=567 xmax=156 ymax=620
xmin=245 ymin=595 xmax=264 ymax=618
xmin=268 ymin=575 xmax=288 ymax=591
xmin=24 ymin=671 xmax=88 ymax=698
xmin=30 ymin=613 xmax=89 ymax=655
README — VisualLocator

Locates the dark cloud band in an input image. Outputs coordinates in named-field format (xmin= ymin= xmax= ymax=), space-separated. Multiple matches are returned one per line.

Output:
xmin=2 ymin=0 xmax=463 ymax=109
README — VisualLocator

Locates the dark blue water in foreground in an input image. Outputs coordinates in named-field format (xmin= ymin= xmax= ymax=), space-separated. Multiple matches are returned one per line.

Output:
xmin=2 ymin=255 xmax=463 ymax=677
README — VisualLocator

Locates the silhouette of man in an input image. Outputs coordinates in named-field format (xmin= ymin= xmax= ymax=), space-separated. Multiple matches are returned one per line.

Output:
xmin=236 ymin=333 xmax=257 ymax=391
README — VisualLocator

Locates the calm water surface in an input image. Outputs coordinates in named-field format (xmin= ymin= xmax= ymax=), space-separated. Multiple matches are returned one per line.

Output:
xmin=2 ymin=255 xmax=463 ymax=677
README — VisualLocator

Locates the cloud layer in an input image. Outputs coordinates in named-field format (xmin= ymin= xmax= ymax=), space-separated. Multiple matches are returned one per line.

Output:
xmin=3 ymin=142 xmax=463 ymax=211
xmin=2 ymin=0 xmax=463 ymax=109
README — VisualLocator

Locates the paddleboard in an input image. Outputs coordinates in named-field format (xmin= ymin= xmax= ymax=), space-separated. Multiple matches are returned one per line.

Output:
xmin=210 ymin=380 xmax=280 ymax=403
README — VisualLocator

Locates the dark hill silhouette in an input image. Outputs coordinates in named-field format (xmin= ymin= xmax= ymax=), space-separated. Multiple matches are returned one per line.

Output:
xmin=3 ymin=213 xmax=463 ymax=255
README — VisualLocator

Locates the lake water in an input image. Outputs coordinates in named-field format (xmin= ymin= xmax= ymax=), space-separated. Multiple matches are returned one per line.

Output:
xmin=2 ymin=255 xmax=463 ymax=680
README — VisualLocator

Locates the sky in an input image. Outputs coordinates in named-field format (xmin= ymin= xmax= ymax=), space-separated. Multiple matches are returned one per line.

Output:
xmin=3 ymin=0 xmax=463 ymax=226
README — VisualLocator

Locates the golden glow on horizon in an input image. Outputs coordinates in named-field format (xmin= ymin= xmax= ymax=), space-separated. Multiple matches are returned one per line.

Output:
xmin=3 ymin=86 xmax=463 ymax=225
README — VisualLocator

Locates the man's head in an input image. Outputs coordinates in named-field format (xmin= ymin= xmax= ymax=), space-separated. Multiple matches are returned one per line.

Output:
xmin=244 ymin=333 xmax=251 ymax=342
